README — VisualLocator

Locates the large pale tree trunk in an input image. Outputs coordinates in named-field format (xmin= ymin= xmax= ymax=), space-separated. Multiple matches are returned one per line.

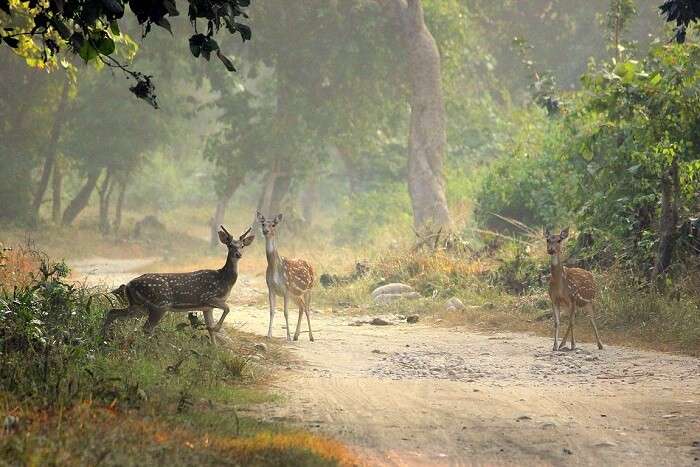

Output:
xmin=32 ymin=80 xmax=70 ymax=220
xmin=384 ymin=0 xmax=452 ymax=232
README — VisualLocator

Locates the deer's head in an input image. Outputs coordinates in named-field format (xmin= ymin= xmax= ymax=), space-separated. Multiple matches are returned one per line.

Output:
xmin=544 ymin=227 xmax=569 ymax=256
xmin=218 ymin=225 xmax=255 ymax=259
xmin=256 ymin=211 xmax=283 ymax=237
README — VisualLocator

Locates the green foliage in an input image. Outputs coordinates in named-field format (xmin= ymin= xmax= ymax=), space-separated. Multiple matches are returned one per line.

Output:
xmin=478 ymin=42 xmax=700 ymax=273
xmin=489 ymin=243 xmax=548 ymax=295
xmin=0 ymin=0 xmax=251 ymax=103
xmin=332 ymin=183 xmax=412 ymax=245
xmin=0 ymin=254 xmax=103 ymax=406
xmin=475 ymin=108 xmax=571 ymax=231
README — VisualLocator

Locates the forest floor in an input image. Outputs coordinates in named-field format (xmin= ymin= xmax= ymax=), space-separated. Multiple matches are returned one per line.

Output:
xmin=74 ymin=257 xmax=700 ymax=467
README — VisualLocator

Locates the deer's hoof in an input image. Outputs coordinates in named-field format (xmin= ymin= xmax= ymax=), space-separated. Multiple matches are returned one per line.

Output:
xmin=293 ymin=335 xmax=299 ymax=341
xmin=310 ymin=336 xmax=315 ymax=342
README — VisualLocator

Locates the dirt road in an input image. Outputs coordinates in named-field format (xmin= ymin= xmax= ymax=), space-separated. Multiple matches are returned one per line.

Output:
xmin=74 ymin=258 xmax=700 ymax=467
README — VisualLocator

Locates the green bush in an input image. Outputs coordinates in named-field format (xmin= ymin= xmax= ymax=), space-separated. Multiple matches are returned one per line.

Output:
xmin=332 ymin=183 xmax=412 ymax=244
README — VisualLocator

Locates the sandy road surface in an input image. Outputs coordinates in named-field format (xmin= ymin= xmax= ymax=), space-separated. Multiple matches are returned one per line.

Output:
xmin=73 ymin=258 xmax=700 ymax=467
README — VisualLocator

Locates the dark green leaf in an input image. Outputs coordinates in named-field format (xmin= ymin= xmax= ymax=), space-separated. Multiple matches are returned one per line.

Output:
xmin=99 ymin=0 xmax=124 ymax=17
xmin=110 ymin=20 xmax=120 ymax=36
xmin=236 ymin=23 xmax=251 ymax=41
xmin=156 ymin=17 xmax=172 ymax=34
xmin=2 ymin=36 xmax=19 ymax=48
xmin=95 ymin=36 xmax=115 ymax=55
xmin=78 ymin=40 xmax=98 ymax=62
xmin=216 ymin=49 xmax=236 ymax=72
xmin=50 ymin=18 xmax=72 ymax=39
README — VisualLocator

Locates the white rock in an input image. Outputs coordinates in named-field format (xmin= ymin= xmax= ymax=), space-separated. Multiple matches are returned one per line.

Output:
xmin=371 ymin=283 xmax=414 ymax=298
xmin=444 ymin=297 xmax=466 ymax=312
xmin=373 ymin=292 xmax=421 ymax=305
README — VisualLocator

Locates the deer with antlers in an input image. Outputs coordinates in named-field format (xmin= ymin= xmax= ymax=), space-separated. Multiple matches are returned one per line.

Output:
xmin=257 ymin=212 xmax=315 ymax=341
xmin=103 ymin=226 xmax=255 ymax=344
xmin=544 ymin=227 xmax=604 ymax=351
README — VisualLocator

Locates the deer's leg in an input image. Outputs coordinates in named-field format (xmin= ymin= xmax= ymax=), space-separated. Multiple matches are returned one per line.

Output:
xmin=568 ymin=305 xmax=576 ymax=350
xmin=203 ymin=309 xmax=216 ymax=345
xmin=283 ymin=292 xmax=291 ymax=341
xmin=558 ymin=320 xmax=572 ymax=350
xmin=213 ymin=303 xmax=230 ymax=332
xmin=143 ymin=306 xmax=166 ymax=334
xmin=267 ymin=290 xmax=276 ymax=339
xmin=304 ymin=291 xmax=314 ymax=342
xmin=587 ymin=303 xmax=604 ymax=350
xmin=552 ymin=304 xmax=561 ymax=351
xmin=293 ymin=297 xmax=304 ymax=341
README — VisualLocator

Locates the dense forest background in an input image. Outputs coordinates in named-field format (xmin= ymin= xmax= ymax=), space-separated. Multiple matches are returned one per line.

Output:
xmin=0 ymin=0 xmax=698 ymax=281
xmin=2 ymin=2 xmax=700 ymax=464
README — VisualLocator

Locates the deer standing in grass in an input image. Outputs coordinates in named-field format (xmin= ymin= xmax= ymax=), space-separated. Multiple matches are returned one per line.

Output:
xmin=103 ymin=226 xmax=255 ymax=344
xmin=545 ymin=227 xmax=604 ymax=351
xmin=257 ymin=212 xmax=315 ymax=341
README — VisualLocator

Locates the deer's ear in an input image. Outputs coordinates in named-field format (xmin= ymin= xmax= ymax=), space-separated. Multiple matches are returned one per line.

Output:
xmin=241 ymin=234 xmax=255 ymax=247
xmin=273 ymin=213 xmax=283 ymax=225
xmin=560 ymin=227 xmax=569 ymax=239
xmin=543 ymin=227 xmax=550 ymax=238
xmin=218 ymin=230 xmax=230 ymax=244
xmin=256 ymin=211 xmax=265 ymax=223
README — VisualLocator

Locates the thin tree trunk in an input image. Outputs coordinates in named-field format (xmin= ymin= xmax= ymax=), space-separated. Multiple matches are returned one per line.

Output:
xmin=654 ymin=159 xmax=680 ymax=278
xmin=98 ymin=169 xmax=114 ymax=234
xmin=257 ymin=167 xmax=278 ymax=216
xmin=51 ymin=158 xmax=62 ymax=224
xmin=269 ymin=174 xmax=291 ymax=215
xmin=300 ymin=175 xmax=319 ymax=225
xmin=336 ymin=146 xmax=359 ymax=194
xmin=32 ymin=80 xmax=70 ymax=219
xmin=113 ymin=179 xmax=127 ymax=234
xmin=387 ymin=0 xmax=452 ymax=233
xmin=62 ymin=167 xmax=101 ymax=226
xmin=210 ymin=175 xmax=243 ymax=247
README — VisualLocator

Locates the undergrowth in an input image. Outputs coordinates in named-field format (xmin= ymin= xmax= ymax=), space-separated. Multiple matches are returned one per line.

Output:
xmin=318 ymin=235 xmax=700 ymax=356
xmin=0 ymin=247 xmax=358 ymax=466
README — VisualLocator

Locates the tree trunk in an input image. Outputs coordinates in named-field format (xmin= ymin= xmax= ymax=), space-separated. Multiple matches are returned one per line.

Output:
xmin=62 ymin=167 xmax=101 ymax=226
xmin=257 ymin=167 xmax=279 ymax=216
xmin=654 ymin=159 xmax=680 ymax=278
xmin=97 ymin=169 xmax=114 ymax=234
xmin=336 ymin=146 xmax=360 ymax=194
xmin=390 ymin=0 xmax=452 ymax=233
xmin=210 ymin=175 xmax=243 ymax=248
xmin=51 ymin=158 xmax=62 ymax=224
xmin=113 ymin=179 xmax=127 ymax=234
xmin=31 ymin=80 xmax=70 ymax=220
xmin=300 ymin=175 xmax=319 ymax=225
xmin=269 ymin=174 xmax=291 ymax=215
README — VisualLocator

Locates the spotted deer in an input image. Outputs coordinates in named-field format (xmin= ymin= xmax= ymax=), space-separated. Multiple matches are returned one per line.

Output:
xmin=103 ymin=226 xmax=255 ymax=344
xmin=545 ymin=227 xmax=604 ymax=351
xmin=257 ymin=212 xmax=315 ymax=341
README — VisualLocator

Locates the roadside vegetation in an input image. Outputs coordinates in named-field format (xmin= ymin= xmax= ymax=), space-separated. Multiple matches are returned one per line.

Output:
xmin=0 ymin=246 xmax=357 ymax=466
